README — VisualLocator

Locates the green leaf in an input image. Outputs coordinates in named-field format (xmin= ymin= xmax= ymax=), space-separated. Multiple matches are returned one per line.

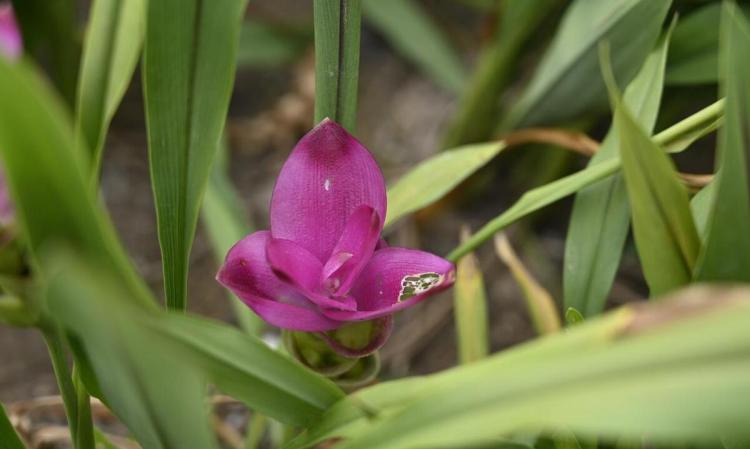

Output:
xmin=10 ymin=0 xmax=80 ymax=106
xmin=666 ymin=2 xmax=720 ymax=85
xmin=564 ymin=307 xmax=584 ymax=326
xmin=604 ymin=49 xmax=700 ymax=296
xmin=690 ymin=180 xmax=716 ymax=239
xmin=693 ymin=2 xmax=750 ymax=282
xmin=314 ymin=0 xmax=362 ymax=132
xmin=447 ymin=99 xmax=723 ymax=262
xmin=143 ymin=0 xmax=248 ymax=309
xmin=76 ymin=0 xmax=146 ymax=177
xmin=237 ymin=20 xmax=311 ymax=68
xmin=0 ymin=58 xmax=153 ymax=307
xmin=501 ymin=0 xmax=671 ymax=130
xmin=0 ymin=402 xmax=25 ymax=449
xmin=564 ymin=24 xmax=672 ymax=318
xmin=441 ymin=0 xmax=560 ymax=147
xmin=201 ymin=140 xmax=264 ymax=335
xmin=46 ymin=253 xmax=219 ymax=449
xmin=385 ymin=142 xmax=505 ymax=227
xmin=47 ymin=251 xmax=344 ymax=441
xmin=453 ymin=229 xmax=490 ymax=364
xmin=285 ymin=285 xmax=750 ymax=449
xmin=363 ymin=0 xmax=466 ymax=93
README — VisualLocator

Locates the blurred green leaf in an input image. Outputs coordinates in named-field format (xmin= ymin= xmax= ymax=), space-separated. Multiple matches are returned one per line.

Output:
xmin=501 ymin=0 xmax=671 ymax=129
xmin=693 ymin=2 xmax=750 ymax=282
xmin=0 ymin=58 xmax=153 ymax=306
xmin=363 ymin=0 xmax=466 ymax=93
xmin=494 ymin=234 xmax=561 ymax=335
xmin=237 ymin=20 xmax=311 ymax=68
xmin=604 ymin=50 xmax=700 ymax=296
xmin=285 ymin=285 xmax=750 ymax=449
xmin=201 ymin=141 xmax=263 ymax=335
xmin=48 ymin=251 xmax=344 ymax=438
xmin=143 ymin=0 xmax=247 ymax=310
xmin=690 ymin=180 xmax=716 ymax=239
xmin=314 ymin=0 xmax=361 ymax=132
xmin=442 ymin=0 xmax=560 ymax=147
xmin=76 ymin=0 xmax=146 ymax=177
xmin=0 ymin=402 xmax=25 ymax=449
xmin=666 ymin=2 xmax=720 ymax=85
xmin=564 ymin=24 xmax=672 ymax=318
xmin=47 ymin=254 xmax=219 ymax=449
xmin=447 ymin=99 xmax=723 ymax=262
xmin=10 ymin=0 xmax=80 ymax=106
xmin=453 ymin=228 xmax=490 ymax=364
xmin=386 ymin=142 xmax=505 ymax=227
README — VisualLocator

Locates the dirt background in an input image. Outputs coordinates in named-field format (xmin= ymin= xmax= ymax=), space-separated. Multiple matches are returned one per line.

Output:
xmin=0 ymin=0 xmax=655 ymax=409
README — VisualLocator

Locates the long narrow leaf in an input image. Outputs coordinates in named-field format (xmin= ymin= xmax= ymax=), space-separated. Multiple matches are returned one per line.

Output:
xmin=604 ymin=50 xmax=700 ymax=296
xmin=501 ymin=0 xmax=671 ymax=129
xmin=285 ymin=286 xmax=750 ymax=449
xmin=386 ymin=142 xmax=505 ymax=227
xmin=564 ymin=24 xmax=672 ymax=317
xmin=363 ymin=0 xmax=465 ymax=93
xmin=143 ymin=0 xmax=247 ymax=309
xmin=694 ymin=3 xmax=750 ymax=282
xmin=76 ymin=0 xmax=146 ymax=176
xmin=0 ymin=58 xmax=153 ymax=307
xmin=313 ymin=0 xmax=361 ymax=131
xmin=666 ymin=3 xmax=721 ymax=85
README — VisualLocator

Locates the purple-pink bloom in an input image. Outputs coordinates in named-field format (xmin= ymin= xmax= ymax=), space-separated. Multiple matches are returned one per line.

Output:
xmin=217 ymin=119 xmax=455 ymax=336
xmin=0 ymin=3 xmax=21 ymax=60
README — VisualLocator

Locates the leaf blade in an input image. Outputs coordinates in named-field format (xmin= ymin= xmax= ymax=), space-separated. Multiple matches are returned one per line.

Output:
xmin=143 ymin=0 xmax=247 ymax=309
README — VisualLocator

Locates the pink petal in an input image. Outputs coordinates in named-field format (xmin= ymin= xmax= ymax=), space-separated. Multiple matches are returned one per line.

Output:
xmin=0 ymin=4 xmax=22 ymax=60
xmin=323 ymin=248 xmax=455 ymax=321
xmin=270 ymin=119 xmax=387 ymax=262
xmin=321 ymin=205 xmax=381 ymax=297
xmin=216 ymin=231 xmax=342 ymax=332
xmin=266 ymin=238 xmax=357 ymax=311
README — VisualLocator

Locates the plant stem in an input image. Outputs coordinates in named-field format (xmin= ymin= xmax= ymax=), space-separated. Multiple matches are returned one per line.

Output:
xmin=74 ymin=366 xmax=95 ymax=449
xmin=43 ymin=328 xmax=79 ymax=444
xmin=313 ymin=0 xmax=362 ymax=132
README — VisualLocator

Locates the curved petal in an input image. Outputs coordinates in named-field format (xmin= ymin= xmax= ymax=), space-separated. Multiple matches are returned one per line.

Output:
xmin=323 ymin=247 xmax=455 ymax=321
xmin=318 ymin=316 xmax=393 ymax=358
xmin=270 ymin=119 xmax=387 ymax=262
xmin=0 ymin=5 xmax=22 ymax=60
xmin=266 ymin=238 xmax=357 ymax=311
xmin=321 ymin=205 xmax=381 ymax=297
xmin=216 ymin=231 xmax=342 ymax=332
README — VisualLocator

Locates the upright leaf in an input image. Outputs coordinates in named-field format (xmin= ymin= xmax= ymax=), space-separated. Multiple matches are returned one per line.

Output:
xmin=564 ymin=25 xmax=672 ymax=318
xmin=453 ymin=228 xmax=489 ymax=364
xmin=0 ymin=58 xmax=152 ymax=306
xmin=363 ymin=0 xmax=466 ymax=94
xmin=313 ymin=0 xmax=361 ymax=132
xmin=0 ymin=403 xmax=25 ymax=449
xmin=143 ymin=0 xmax=247 ymax=309
xmin=501 ymin=0 xmax=671 ymax=130
xmin=694 ymin=3 xmax=750 ymax=282
xmin=604 ymin=52 xmax=700 ymax=296
xmin=76 ymin=0 xmax=146 ymax=176
xmin=666 ymin=3 xmax=721 ymax=85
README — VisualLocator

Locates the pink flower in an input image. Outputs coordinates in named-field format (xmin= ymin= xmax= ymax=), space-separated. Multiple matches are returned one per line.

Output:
xmin=217 ymin=120 xmax=454 ymax=338
xmin=0 ymin=3 xmax=21 ymax=60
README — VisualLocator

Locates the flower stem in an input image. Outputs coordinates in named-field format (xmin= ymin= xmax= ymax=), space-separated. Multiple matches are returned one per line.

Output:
xmin=73 ymin=366 xmax=95 ymax=449
xmin=313 ymin=0 xmax=362 ymax=132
